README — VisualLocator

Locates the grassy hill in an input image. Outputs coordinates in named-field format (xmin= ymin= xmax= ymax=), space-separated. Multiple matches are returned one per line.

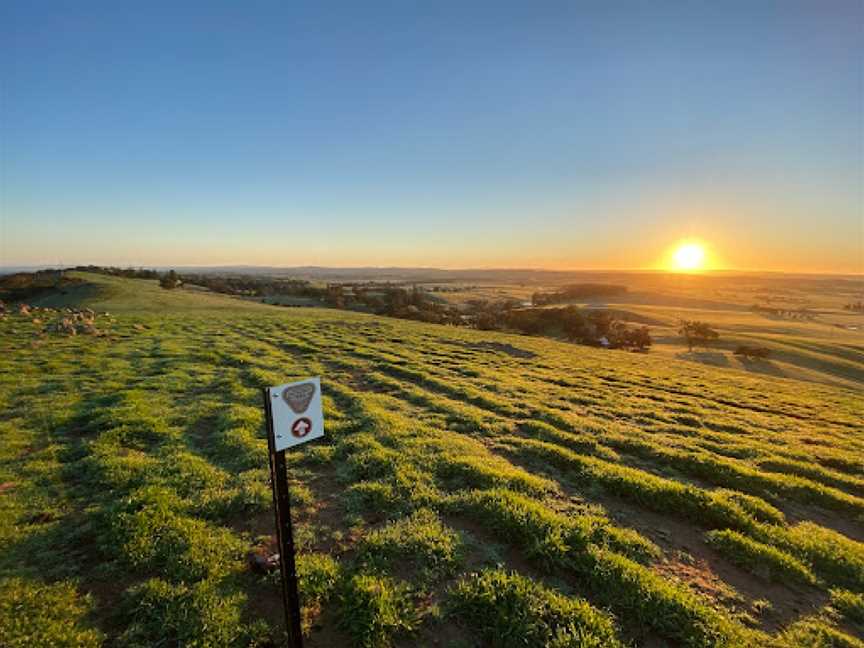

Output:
xmin=1 ymin=273 xmax=862 ymax=647
xmin=19 ymin=271 xmax=272 ymax=313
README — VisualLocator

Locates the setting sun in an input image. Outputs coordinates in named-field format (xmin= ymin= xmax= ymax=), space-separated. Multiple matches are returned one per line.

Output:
xmin=672 ymin=243 xmax=706 ymax=271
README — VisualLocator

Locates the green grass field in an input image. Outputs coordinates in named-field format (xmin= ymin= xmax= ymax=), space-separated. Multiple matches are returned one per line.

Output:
xmin=1 ymin=273 xmax=863 ymax=647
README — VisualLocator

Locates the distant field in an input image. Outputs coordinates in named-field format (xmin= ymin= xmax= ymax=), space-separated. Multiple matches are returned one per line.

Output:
xmin=605 ymin=303 xmax=864 ymax=390
xmin=1 ymin=273 xmax=863 ymax=647
xmin=432 ymin=272 xmax=864 ymax=390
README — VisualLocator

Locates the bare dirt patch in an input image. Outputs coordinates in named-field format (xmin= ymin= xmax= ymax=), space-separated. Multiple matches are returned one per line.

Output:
xmin=599 ymin=497 xmax=829 ymax=633
xmin=779 ymin=500 xmax=864 ymax=543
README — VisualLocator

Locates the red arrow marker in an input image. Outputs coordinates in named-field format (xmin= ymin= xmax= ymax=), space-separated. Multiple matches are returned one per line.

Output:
xmin=291 ymin=417 xmax=312 ymax=438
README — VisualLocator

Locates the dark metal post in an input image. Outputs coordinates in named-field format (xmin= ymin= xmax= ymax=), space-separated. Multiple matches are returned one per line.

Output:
xmin=263 ymin=388 xmax=304 ymax=648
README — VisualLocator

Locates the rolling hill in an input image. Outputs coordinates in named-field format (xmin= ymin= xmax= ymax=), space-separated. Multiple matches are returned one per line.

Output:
xmin=1 ymin=273 xmax=862 ymax=647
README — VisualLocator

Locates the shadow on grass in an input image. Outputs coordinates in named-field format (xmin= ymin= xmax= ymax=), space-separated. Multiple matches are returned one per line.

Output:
xmin=735 ymin=356 xmax=788 ymax=379
xmin=676 ymin=350 xmax=732 ymax=368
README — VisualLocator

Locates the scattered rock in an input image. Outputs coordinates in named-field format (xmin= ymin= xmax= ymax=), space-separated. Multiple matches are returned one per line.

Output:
xmin=1 ymin=303 xmax=116 ymax=337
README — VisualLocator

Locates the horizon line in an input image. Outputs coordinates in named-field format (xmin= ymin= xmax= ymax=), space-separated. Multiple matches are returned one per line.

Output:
xmin=1 ymin=263 xmax=862 ymax=278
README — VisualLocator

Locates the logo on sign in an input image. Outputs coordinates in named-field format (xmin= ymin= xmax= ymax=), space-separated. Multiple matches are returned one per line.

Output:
xmin=282 ymin=383 xmax=315 ymax=413
xmin=291 ymin=417 xmax=312 ymax=438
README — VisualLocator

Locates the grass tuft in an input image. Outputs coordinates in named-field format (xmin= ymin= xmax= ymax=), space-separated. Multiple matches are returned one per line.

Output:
xmin=449 ymin=568 xmax=624 ymax=648
xmin=357 ymin=508 xmax=462 ymax=580
xmin=830 ymin=588 xmax=864 ymax=626
xmin=119 ymin=577 xmax=265 ymax=647
xmin=338 ymin=574 xmax=419 ymax=648
xmin=0 ymin=577 xmax=103 ymax=648
xmin=706 ymin=529 xmax=818 ymax=585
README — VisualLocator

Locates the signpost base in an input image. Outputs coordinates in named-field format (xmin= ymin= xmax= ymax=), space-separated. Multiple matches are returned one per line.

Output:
xmin=263 ymin=388 xmax=304 ymax=648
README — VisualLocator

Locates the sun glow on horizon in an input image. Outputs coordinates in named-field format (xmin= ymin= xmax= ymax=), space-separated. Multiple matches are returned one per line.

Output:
xmin=670 ymin=242 xmax=707 ymax=271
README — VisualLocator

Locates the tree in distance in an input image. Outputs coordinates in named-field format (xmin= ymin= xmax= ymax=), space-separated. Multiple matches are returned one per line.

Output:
xmin=606 ymin=322 xmax=652 ymax=351
xmin=159 ymin=270 xmax=182 ymax=290
xmin=678 ymin=320 xmax=718 ymax=352
xmin=625 ymin=325 xmax=652 ymax=351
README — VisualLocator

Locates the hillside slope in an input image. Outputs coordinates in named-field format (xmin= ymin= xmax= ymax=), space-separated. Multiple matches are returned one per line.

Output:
xmin=555 ymin=298 xmax=864 ymax=390
xmin=1 ymin=274 xmax=862 ymax=647
xmin=19 ymin=271 xmax=272 ymax=312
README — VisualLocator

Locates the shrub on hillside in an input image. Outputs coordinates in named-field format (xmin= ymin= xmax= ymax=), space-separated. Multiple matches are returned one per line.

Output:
xmin=734 ymin=345 xmax=771 ymax=359
xmin=608 ymin=322 xmax=652 ymax=350
xmin=159 ymin=270 xmax=182 ymax=290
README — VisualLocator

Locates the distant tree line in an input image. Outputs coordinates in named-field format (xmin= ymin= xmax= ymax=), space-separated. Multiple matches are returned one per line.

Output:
xmin=472 ymin=303 xmax=651 ymax=351
xmin=68 ymin=265 xmax=651 ymax=351
xmin=531 ymin=283 xmax=627 ymax=306
xmin=750 ymin=303 xmax=816 ymax=320
xmin=322 ymin=284 xmax=465 ymax=324
xmin=71 ymin=265 xmax=160 ymax=280
xmin=173 ymin=273 xmax=320 ymax=298
xmin=428 ymin=285 xmax=478 ymax=293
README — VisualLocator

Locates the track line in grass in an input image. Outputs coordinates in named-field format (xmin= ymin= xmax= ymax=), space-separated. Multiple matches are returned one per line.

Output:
xmin=286 ymin=330 xmax=860 ymax=470
xmin=492 ymin=380 xmax=864 ymax=515
xmin=543 ymin=363 xmax=860 ymax=430
xmin=475 ymin=438 xmax=833 ymax=636
xmin=500 ymin=434 xmax=864 ymax=591
xmin=318 ymin=374 xmax=724 ymax=644
xmin=286 ymin=330 xmax=864 ymax=604
xmin=596 ymin=431 xmax=864 ymax=516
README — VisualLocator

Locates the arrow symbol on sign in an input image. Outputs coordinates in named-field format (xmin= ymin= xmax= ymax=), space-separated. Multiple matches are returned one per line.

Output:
xmin=291 ymin=417 xmax=312 ymax=438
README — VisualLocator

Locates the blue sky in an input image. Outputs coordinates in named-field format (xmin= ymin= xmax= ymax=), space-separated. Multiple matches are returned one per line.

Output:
xmin=1 ymin=1 xmax=861 ymax=271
